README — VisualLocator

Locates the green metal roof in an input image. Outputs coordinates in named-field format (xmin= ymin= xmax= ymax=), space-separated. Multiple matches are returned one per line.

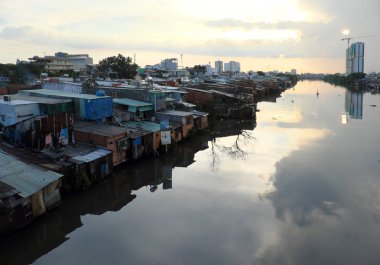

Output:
xmin=113 ymin=98 xmax=152 ymax=107
xmin=113 ymin=98 xmax=153 ymax=113
xmin=22 ymin=89 xmax=110 ymax=100
xmin=0 ymin=151 xmax=63 ymax=198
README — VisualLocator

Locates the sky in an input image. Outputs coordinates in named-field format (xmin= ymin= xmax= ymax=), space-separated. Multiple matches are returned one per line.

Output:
xmin=0 ymin=0 xmax=379 ymax=73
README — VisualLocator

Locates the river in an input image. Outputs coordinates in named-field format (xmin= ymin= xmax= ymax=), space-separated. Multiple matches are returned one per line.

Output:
xmin=1 ymin=80 xmax=380 ymax=265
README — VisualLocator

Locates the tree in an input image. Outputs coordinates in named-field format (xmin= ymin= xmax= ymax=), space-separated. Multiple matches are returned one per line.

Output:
xmin=193 ymin=65 xmax=207 ymax=75
xmin=0 ymin=63 xmax=41 ymax=84
xmin=257 ymin=71 xmax=265 ymax=76
xmin=98 ymin=54 xmax=138 ymax=79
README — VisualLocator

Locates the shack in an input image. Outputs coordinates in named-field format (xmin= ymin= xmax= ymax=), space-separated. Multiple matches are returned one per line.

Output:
xmin=0 ymin=97 xmax=40 ymax=127
xmin=183 ymin=87 xmax=214 ymax=106
xmin=123 ymin=121 xmax=161 ymax=151
xmin=148 ymin=90 xmax=167 ymax=111
xmin=191 ymin=111 xmax=209 ymax=130
xmin=0 ymin=97 xmax=40 ymax=147
xmin=123 ymin=128 xmax=152 ymax=160
xmin=73 ymin=121 xmax=129 ymax=166
xmin=0 ymin=151 xmax=63 ymax=235
xmin=113 ymin=98 xmax=153 ymax=123
xmin=155 ymin=110 xmax=194 ymax=138
xmin=42 ymin=145 xmax=113 ymax=191
xmin=21 ymin=89 xmax=113 ymax=122
xmin=9 ymin=94 xmax=74 ymax=150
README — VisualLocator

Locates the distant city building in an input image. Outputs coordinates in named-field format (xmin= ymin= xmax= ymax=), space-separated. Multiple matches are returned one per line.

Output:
xmin=215 ymin=60 xmax=223 ymax=73
xmin=160 ymin=58 xmax=178 ymax=71
xmin=346 ymin=42 xmax=364 ymax=74
xmin=55 ymin=52 xmax=93 ymax=71
xmin=29 ymin=55 xmax=73 ymax=73
xmin=291 ymin=69 xmax=297 ymax=75
xmin=204 ymin=64 xmax=216 ymax=76
xmin=224 ymin=62 xmax=230 ymax=72
xmin=224 ymin=61 xmax=241 ymax=72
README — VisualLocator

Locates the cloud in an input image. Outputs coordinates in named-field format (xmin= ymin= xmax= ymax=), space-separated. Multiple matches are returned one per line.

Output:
xmin=206 ymin=18 xmax=256 ymax=31
xmin=206 ymin=18 xmax=324 ymax=31
xmin=0 ymin=0 xmax=379 ymax=71
xmin=0 ymin=24 xmax=340 ymax=59
xmin=255 ymin=116 xmax=380 ymax=264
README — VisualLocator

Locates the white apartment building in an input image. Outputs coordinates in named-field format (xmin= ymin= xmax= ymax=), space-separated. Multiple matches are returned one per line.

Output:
xmin=224 ymin=61 xmax=241 ymax=72
xmin=55 ymin=52 xmax=93 ymax=71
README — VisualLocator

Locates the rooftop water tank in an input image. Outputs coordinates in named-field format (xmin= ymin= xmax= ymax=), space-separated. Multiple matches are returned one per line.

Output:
xmin=96 ymin=90 xmax=106 ymax=97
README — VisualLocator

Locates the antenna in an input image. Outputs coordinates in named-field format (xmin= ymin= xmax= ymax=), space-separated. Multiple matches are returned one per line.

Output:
xmin=180 ymin=54 xmax=183 ymax=67
xmin=134 ymin=53 xmax=136 ymax=64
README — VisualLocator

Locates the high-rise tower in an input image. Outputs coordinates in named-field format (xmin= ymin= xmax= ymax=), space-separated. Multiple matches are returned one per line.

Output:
xmin=346 ymin=42 xmax=365 ymax=74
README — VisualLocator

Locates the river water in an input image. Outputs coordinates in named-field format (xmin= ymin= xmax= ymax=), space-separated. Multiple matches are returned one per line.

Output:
xmin=1 ymin=81 xmax=380 ymax=265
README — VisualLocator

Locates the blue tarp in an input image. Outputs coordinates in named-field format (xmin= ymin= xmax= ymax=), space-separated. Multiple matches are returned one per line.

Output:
xmin=160 ymin=120 xmax=170 ymax=130
xmin=84 ymin=98 xmax=113 ymax=120
xmin=132 ymin=137 xmax=142 ymax=146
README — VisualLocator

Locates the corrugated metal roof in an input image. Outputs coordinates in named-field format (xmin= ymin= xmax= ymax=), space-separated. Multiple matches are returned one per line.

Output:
xmin=122 ymin=127 xmax=150 ymax=138
xmin=11 ymin=94 xmax=72 ymax=104
xmin=0 ymin=99 xmax=37 ymax=106
xmin=71 ymin=148 xmax=112 ymax=163
xmin=113 ymin=98 xmax=152 ymax=107
xmin=74 ymin=121 xmax=129 ymax=137
xmin=21 ymin=89 xmax=111 ymax=100
xmin=124 ymin=121 xmax=160 ymax=132
xmin=209 ymin=90 xmax=236 ymax=98
xmin=183 ymin=87 xmax=213 ymax=94
xmin=0 ymin=151 xmax=63 ymax=198
xmin=191 ymin=110 xmax=209 ymax=117
xmin=176 ymin=102 xmax=197 ymax=108
xmin=157 ymin=110 xmax=194 ymax=117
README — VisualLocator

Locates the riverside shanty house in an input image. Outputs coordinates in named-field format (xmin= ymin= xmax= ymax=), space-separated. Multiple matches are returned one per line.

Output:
xmin=112 ymin=98 xmax=153 ymax=123
xmin=123 ymin=121 xmax=161 ymax=152
xmin=0 ymin=94 xmax=74 ymax=150
xmin=153 ymin=85 xmax=196 ymax=111
xmin=183 ymin=87 xmax=214 ymax=106
xmin=155 ymin=110 xmax=195 ymax=138
xmin=43 ymin=145 xmax=113 ymax=190
xmin=0 ymin=151 xmax=63 ymax=235
xmin=73 ymin=121 xmax=129 ymax=166
xmin=122 ymin=127 xmax=152 ymax=160
xmin=191 ymin=111 xmax=209 ymax=130
xmin=20 ymin=89 xmax=113 ymax=122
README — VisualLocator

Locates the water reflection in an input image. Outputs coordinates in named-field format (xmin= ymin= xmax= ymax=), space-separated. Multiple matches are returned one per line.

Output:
xmin=0 ymin=174 xmax=136 ymax=265
xmin=0 ymin=134 xmax=211 ymax=265
xmin=345 ymin=90 xmax=363 ymax=119
xmin=209 ymin=120 xmax=256 ymax=169
xmin=120 ymin=135 xmax=210 ymax=192
xmin=255 ymin=84 xmax=380 ymax=265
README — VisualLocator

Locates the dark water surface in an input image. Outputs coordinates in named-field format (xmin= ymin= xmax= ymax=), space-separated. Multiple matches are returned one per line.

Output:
xmin=1 ymin=81 xmax=380 ymax=265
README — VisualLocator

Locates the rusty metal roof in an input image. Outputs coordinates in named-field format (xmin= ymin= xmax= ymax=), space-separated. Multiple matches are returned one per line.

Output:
xmin=74 ymin=121 xmax=129 ymax=137
xmin=0 ymin=151 xmax=63 ymax=198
